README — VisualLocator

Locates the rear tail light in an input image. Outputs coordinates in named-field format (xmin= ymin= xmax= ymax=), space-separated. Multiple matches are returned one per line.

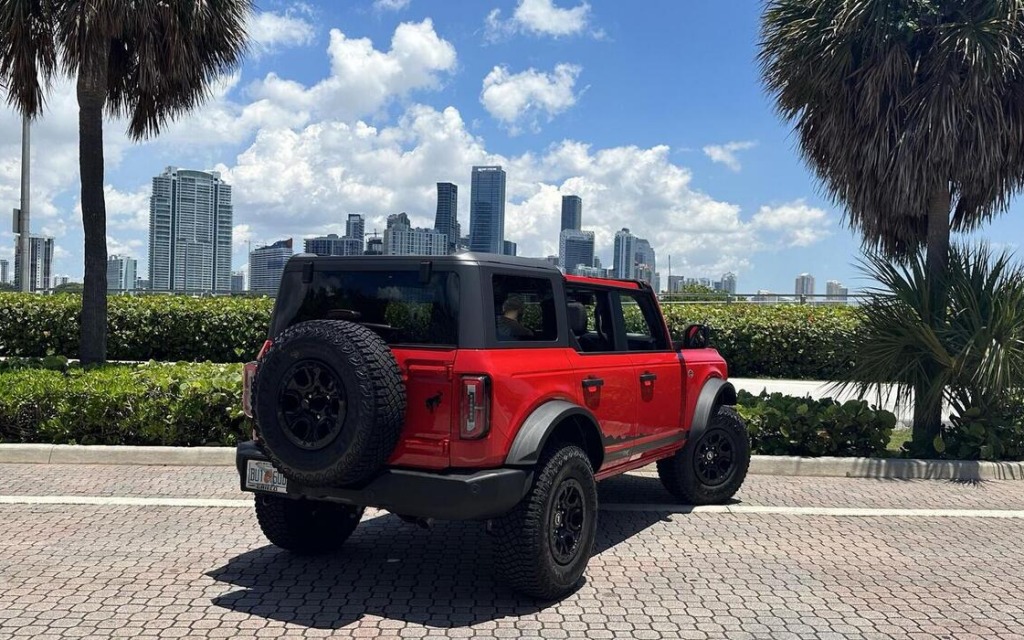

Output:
xmin=460 ymin=375 xmax=491 ymax=439
xmin=256 ymin=339 xmax=273 ymax=361
xmin=242 ymin=362 xmax=258 ymax=419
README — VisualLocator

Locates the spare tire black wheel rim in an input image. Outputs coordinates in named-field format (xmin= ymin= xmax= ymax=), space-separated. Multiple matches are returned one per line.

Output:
xmin=695 ymin=428 xmax=736 ymax=487
xmin=550 ymin=478 xmax=586 ymax=565
xmin=278 ymin=360 xmax=347 ymax=451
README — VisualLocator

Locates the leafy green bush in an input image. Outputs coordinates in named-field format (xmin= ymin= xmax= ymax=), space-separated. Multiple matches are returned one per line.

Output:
xmin=646 ymin=304 xmax=861 ymax=378
xmin=0 ymin=293 xmax=861 ymax=378
xmin=942 ymin=396 xmax=1024 ymax=461
xmin=0 ymin=361 xmax=251 ymax=446
xmin=0 ymin=293 xmax=274 ymax=362
xmin=736 ymin=389 xmax=897 ymax=457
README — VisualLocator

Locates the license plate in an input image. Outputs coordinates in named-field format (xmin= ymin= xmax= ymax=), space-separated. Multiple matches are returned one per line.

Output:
xmin=245 ymin=460 xmax=288 ymax=493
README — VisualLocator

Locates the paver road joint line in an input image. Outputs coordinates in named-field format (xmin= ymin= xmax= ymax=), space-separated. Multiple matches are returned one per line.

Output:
xmin=3 ymin=495 xmax=1024 ymax=518
xmin=3 ymin=444 xmax=1024 ymax=480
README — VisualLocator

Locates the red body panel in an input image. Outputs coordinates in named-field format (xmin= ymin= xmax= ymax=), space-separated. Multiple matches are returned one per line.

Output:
xmin=386 ymin=348 xmax=458 ymax=470
xmin=448 ymin=348 xmax=577 ymax=468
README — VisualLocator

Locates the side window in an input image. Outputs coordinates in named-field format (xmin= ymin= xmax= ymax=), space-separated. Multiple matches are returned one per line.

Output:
xmin=492 ymin=274 xmax=558 ymax=342
xmin=618 ymin=292 xmax=670 ymax=351
xmin=566 ymin=287 xmax=616 ymax=353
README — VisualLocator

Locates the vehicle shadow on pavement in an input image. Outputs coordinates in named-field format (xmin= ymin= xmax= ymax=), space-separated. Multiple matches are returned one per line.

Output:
xmin=207 ymin=505 xmax=670 ymax=629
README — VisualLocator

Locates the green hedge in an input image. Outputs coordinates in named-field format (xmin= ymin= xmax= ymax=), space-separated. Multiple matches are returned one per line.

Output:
xmin=0 ymin=360 xmax=251 ymax=446
xmin=0 ymin=293 xmax=273 ymax=362
xmin=736 ymin=390 xmax=897 ymax=457
xmin=0 ymin=293 xmax=860 ymax=379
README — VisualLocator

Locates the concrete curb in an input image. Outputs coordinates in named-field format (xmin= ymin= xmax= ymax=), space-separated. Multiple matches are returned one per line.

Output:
xmin=1 ymin=445 xmax=1022 ymax=480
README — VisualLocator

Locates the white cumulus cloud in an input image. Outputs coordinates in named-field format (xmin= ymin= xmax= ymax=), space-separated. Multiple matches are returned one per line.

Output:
xmin=486 ymin=0 xmax=594 ymax=40
xmin=480 ymin=63 xmax=582 ymax=133
xmin=752 ymin=200 xmax=831 ymax=247
xmin=703 ymin=140 xmax=757 ymax=172
xmin=250 ymin=19 xmax=456 ymax=122
xmin=247 ymin=9 xmax=316 ymax=56
xmin=374 ymin=0 xmax=411 ymax=10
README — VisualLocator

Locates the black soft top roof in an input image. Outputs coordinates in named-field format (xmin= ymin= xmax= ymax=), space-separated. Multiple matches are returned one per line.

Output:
xmin=283 ymin=252 xmax=559 ymax=275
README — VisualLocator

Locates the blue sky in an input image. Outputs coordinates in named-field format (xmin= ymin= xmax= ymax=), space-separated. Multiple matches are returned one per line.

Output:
xmin=0 ymin=0 xmax=1020 ymax=294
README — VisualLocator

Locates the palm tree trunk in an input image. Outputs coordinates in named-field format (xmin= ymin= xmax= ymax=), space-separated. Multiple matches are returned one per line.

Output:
xmin=911 ymin=184 xmax=951 ymax=456
xmin=77 ymin=47 xmax=109 ymax=364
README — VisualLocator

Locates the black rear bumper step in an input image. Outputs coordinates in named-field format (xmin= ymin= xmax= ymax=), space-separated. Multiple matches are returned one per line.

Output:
xmin=236 ymin=441 xmax=532 ymax=520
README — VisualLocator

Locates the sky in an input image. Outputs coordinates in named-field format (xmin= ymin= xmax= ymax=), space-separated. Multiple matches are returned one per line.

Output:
xmin=1 ymin=0 xmax=1021 ymax=295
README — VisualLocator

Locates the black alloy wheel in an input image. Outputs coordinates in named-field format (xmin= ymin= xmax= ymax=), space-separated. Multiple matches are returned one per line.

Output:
xmin=278 ymin=360 xmax=346 ymax=451
xmin=550 ymin=478 xmax=587 ymax=565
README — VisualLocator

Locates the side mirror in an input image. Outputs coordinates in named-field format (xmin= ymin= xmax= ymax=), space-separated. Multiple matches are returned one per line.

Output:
xmin=679 ymin=324 xmax=710 ymax=349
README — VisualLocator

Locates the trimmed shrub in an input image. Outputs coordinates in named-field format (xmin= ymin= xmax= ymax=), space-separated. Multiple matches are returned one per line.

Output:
xmin=0 ymin=361 xmax=251 ymax=446
xmin=1 ymin=293 xmax=861 ymax=379
xmin=942 ymin=396 xmax=1024 ymax=461
xmin=736 ymin=390 xmax=897 ymax=457
xmin=0 ymin=293 xmax=274 ymax=362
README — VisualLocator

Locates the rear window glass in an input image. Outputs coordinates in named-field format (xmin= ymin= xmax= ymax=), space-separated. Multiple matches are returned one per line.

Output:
xmin=292 ymin=270 xmax=460 ymax=346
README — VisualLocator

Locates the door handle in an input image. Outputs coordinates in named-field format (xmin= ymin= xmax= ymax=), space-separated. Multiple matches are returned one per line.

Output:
xmin=582 ymin=377 xmax=604 ymax=390
xmin=639 ymin=372 xmax=657 ymax=384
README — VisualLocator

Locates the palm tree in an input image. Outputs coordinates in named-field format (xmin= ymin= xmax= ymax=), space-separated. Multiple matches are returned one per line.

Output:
xmin=760 ymin=0 xmax=1024 ymax=454
xmin=0 ymin=0 xmax=252 ymax=363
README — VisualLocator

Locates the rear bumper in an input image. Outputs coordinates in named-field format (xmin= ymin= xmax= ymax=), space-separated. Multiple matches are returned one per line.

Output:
xmin=236 ymin=440 xmax=532 ymax=520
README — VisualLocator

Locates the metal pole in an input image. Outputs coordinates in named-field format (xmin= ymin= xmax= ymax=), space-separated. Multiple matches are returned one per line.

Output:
xmin=19 ymin=114 xmax=31 ymax=292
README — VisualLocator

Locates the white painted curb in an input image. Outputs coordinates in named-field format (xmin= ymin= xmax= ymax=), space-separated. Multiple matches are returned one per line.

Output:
xmin=1 ymin=445 xmax=1022 ymax=480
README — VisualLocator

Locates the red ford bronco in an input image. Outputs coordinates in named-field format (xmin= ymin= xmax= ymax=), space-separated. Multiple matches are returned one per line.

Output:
xmin=238 ymin=253 xmax=749 ymax=599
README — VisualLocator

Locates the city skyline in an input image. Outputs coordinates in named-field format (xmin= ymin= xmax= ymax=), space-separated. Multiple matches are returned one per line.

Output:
xmin=2 ymin=2 xmax=1021 ymax=295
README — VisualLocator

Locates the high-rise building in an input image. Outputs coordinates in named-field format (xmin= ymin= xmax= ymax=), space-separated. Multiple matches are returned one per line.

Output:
xmin=613 ymin=228 xmax=637 ymax=279
xmin=560 ymin=195 xmax=582 ymax=231
xmin=503 ymin=240 xmax=517 ymax=257
xmin=304 ymin=234 xmax=361 ymax=257
xmin=544 ymin=255 xmax=559 ymax=267
xmin=106 ymin=255 xmax=137 ymax=293
xmin=14 ymin=235 xmax=53 ymax=292
xmin=148 ymin=167 xmax=233 ymax=293
xmin=433 ymin=183 xmax=459 ymax=254
xmin=346 ymin=214 xmax=365 ymax=242
xmin=384 ymin=216 xmax=447 ymax=256
xmin=826 ymin=280 xmax=849 ymax=302
xmin=249 ymin=239 xmax=292 ymax=295
xmin=795 ymin=273 xmax=815 ymax=297
xmin=559 ymin=230 xmax=595 ymax=275
xmin=469 ymin=166 xmax=506 ymax=254
xmin=635 ymin=238 xmax=656 ymax=278
xmin=52 ymin=275 xmax=70 ymax=288
xmin=365 ymin=237 xmax=384 ymax=255
xmin=231 ymin=271 xmax=246 ymax=293
xmin=721 ymin=272 xmax=737 ymax=295
xmin=668 ymin=275 xmax=686 ymax=293
xmin=0 ymin=259 xmax=8 ymax=285
xmin=136 ymin=277 xmax=150 ymax=290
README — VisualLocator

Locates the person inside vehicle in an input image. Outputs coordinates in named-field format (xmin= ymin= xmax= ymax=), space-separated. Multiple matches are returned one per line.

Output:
xmin=496 ymin=295 xmax=534 ymax=340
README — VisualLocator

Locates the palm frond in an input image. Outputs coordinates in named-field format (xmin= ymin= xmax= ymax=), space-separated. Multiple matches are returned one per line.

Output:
xmin=0 ymin=0 xmax=59 ymax=116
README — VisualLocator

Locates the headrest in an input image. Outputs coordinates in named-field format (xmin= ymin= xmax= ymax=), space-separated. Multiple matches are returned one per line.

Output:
xmin=567 ymin=302 xmax=588 ymax=335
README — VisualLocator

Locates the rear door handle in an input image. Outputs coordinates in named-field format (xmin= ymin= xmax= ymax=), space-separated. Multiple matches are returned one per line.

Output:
xmin=639 ymin=372 xmax=657 ymax=384
xmin=582 ymin=377 xmax=604 ymax=390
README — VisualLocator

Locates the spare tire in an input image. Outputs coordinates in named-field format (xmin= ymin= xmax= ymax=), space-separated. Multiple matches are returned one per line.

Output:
xmin=252 ymin=320 xmax=406 ymax=487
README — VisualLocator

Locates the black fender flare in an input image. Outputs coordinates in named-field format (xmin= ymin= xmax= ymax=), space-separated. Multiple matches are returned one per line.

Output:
xmin=688 ymin=378 xmax=738 ymax=444
xmin=504 ymin=400 xmax=604 ymax=470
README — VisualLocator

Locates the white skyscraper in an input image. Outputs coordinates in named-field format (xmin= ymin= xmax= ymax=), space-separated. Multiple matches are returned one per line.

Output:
xmin=795 ymin=273 xmax=816 ymax=297
xmin=106 ymin=255 xmax=138 ymax=293
xmin=613 ymin=228 xmax=638 ymax=279
xmin=249 ymin=239 xmax=293 ymax=295
xmin=826 ymin=280 xmax=849 ymax=302
xmin=148 ymin=167 xmax=233 ymax=293
xmin=14 ymin=236 xmax=53 ymax=292
xmin=384 ymin=215 xmax=448 ymax=256
xmin=0 ymin=259 xmax=8 ymax=285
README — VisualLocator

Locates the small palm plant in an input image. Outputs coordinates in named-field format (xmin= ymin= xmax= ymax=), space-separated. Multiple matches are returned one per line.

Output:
xmin=844 ymin=244 xmax=1024 ymax=457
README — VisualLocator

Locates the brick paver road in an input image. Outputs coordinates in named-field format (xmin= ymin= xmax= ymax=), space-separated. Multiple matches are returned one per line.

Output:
xmin=2 ymin=464 xmax=1023 ymax=639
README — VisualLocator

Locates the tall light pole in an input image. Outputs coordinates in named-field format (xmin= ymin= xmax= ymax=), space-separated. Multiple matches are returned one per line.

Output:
xmin=19 ymin=114 xmax=31 ymax=293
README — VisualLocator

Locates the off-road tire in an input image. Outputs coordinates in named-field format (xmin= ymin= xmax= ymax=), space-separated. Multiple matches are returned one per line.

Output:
xmin=494 ymin=444 xmax=598 ymax=599
xmin=253 ymin=320 xmax=405 ymax=487
xmin=254 ymin=494 xmax=364 ymax=555
xmin=658 ymin=405 xmax=750 ymax=505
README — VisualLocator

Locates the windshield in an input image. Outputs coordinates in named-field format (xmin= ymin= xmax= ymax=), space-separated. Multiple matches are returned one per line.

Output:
xmin=290 ymin=269 xmax=460 ymax=346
